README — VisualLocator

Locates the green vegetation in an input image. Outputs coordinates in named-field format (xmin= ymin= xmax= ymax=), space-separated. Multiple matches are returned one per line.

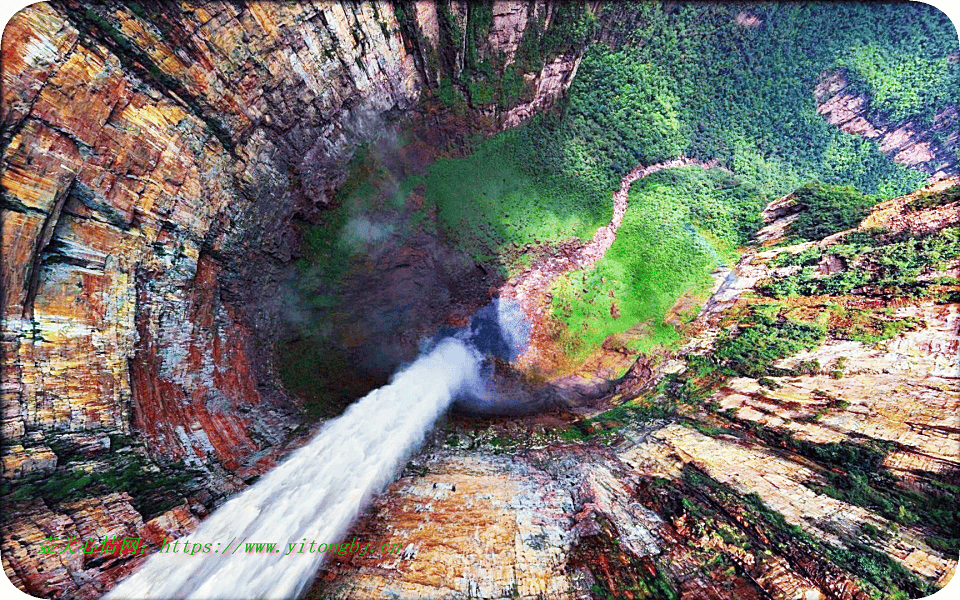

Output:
xmin=707 ymin=389 xmax=960 ymax=566
xmin=566 ymin=2 xmax=940 ymax=200
xmin=291 ymin=145 xmax=411 ymax=313
xmin=757 ymin=427 xmax=960 ymax=560
xmin=760 ymin=227 xmax=960 ymax=298
xmin=789 ymin=183 xmax=875 ymax=241
xmin=708 ymin=307 xmax=826 ymax=378
xmin=688 ymin=304 xmax=826 ymax=381
xmin=590 ymin=566 xmax=679 ymax=600
xmin=558 ymin=397 xmax=676 ymax=442
xmin=283 ymin=126 xmax=605 ymax=285
xmin=1 ymin=452 xmax=193 ymax=520
xmin=283 ymin=128 xmax=616 ymax=408
xmin=845 ymin=314 xmax=921 ymax=345
xmin=550 ymin=169 xmax=750 ymax=358
xmin=839 ymin=42 xmax=960 ymax=124
xmin=286 ymin=1 xmax=956 ymax=391
xmin=436 ymin=76 xmax=463 ymax=107
xmin=744 ymin=487 xmax=935 ymax=600
xmin=663 ymin=303 xmax=827 ymax=405
xmin=681 ymin=468 xmax=936 ymax=600
xmin=276 ymin=341 xmax=385 ymax=420
xmin=424 ymin=130 xmax=610 ymax=271
xmin=448 ymin=1 xmax=595 ymax=108
xmin=905 ymin=183 xmax=960 ymax=211
xmin=508 ymin=1 xmax=951 ymax=357
xmin=566 ymin=50 xmax=686 ymax=169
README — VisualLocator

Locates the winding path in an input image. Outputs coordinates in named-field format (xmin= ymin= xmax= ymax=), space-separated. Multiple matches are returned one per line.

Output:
xmin=500 ymin=156 xmax=723 ymax=367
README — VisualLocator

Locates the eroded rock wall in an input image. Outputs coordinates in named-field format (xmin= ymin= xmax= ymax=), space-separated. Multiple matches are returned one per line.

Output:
xmin=1 ymin=0 xmax=581 ymax=472
xmin=815 ymin=69 xmax=960 ymax=182
xmin=1 ymin=3 xmax=586 ymax=595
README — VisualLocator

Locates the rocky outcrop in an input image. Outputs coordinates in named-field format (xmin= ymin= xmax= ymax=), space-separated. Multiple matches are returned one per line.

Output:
xmin=313 ymin=453 xmax=585 ymax=599
xmin=1 ymin=493 xmax=200 ymax=599
xmin=815 ymin=69 xmax=960 ymax=181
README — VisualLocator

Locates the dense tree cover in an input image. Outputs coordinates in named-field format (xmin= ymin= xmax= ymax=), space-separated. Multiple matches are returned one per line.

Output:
xmin=790 ymin=182 xmax=875 ymax=241
xmin=536 ymin=1 xmax=954 ymax=358
xmin=840 ymin=44 xmax=958 ymax=123
xmin=546 ymin=2 xmax=950 ymax=201
xmin=606 ymin=2 xmax=959 ymax=125
xmin=566 ymin=54 xmax=686 ymax=169
xmin=442 ymin=1 xmax=954 ymax=269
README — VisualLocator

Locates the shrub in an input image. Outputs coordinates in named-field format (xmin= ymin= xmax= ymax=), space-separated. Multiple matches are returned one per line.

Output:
xmin=790 ymin=183 xmax=875 ymax=241
xmin=710 ymin=309 xmax=827 ymax=378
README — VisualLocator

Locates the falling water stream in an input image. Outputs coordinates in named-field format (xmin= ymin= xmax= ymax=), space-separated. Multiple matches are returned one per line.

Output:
xmin=106 ymin=338 xmax=482 ymax=600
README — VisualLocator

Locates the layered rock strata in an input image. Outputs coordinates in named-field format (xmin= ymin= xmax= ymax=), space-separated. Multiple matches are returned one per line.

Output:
xmin=2 ymin=0 xmax=581 ymax=476
xmin=2 ymin=1 xmax=585 ymax=595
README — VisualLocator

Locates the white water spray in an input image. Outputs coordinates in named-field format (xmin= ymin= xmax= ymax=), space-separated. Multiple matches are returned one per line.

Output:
xmin=106 ymin=338 xmax=481 ymax=600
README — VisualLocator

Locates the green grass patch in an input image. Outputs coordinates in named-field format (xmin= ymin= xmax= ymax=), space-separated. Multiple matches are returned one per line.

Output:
xmin=553 ymin=177 xmax=717 ymax=356
xmin=424 ymin=129 xmax=611 ymax=273
xmin=549 ymin=168 xmax=759 ymax=358
xmin=702 ymin=305 xmax=827 ymax=379
xmin=666 ymin=303 xmax=827 ymax=404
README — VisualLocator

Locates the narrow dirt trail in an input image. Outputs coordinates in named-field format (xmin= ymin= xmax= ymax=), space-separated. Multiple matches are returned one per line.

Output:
xmin=500 ymin=156 xmax=722 ymax=369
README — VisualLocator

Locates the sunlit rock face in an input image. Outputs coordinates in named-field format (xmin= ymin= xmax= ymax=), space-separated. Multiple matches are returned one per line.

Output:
xmin=3 ymin=2 xmax=959 ymax=599
xmin=815 ymin=70 xmax=960 ymax=182
xmin=1 ymin=2 xmax=582 ymax=596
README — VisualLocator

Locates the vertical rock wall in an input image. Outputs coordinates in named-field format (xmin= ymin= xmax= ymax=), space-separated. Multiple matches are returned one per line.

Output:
xmin=1 ymin=2 xmax=589 ymax=595
xmin=1 ymin=0 xmax=585 ymax=474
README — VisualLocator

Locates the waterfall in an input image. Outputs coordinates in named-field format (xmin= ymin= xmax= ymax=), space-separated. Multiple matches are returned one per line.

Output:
xmin=106 ymin=338 xmax=481 ymax=600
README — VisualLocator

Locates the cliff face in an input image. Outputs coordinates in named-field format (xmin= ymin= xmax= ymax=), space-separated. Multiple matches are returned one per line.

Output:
xmin=1 ymin=0 xmax=578 ymax=469
xmin=4 ymin=3 xmax=959 ymax=599
xmin=1 ymin=2 xmax=583 ymax=596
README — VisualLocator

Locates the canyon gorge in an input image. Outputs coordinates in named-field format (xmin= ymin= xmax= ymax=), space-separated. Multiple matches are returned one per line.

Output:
xmin=2 ymin=2 xmax=959 ymax=599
